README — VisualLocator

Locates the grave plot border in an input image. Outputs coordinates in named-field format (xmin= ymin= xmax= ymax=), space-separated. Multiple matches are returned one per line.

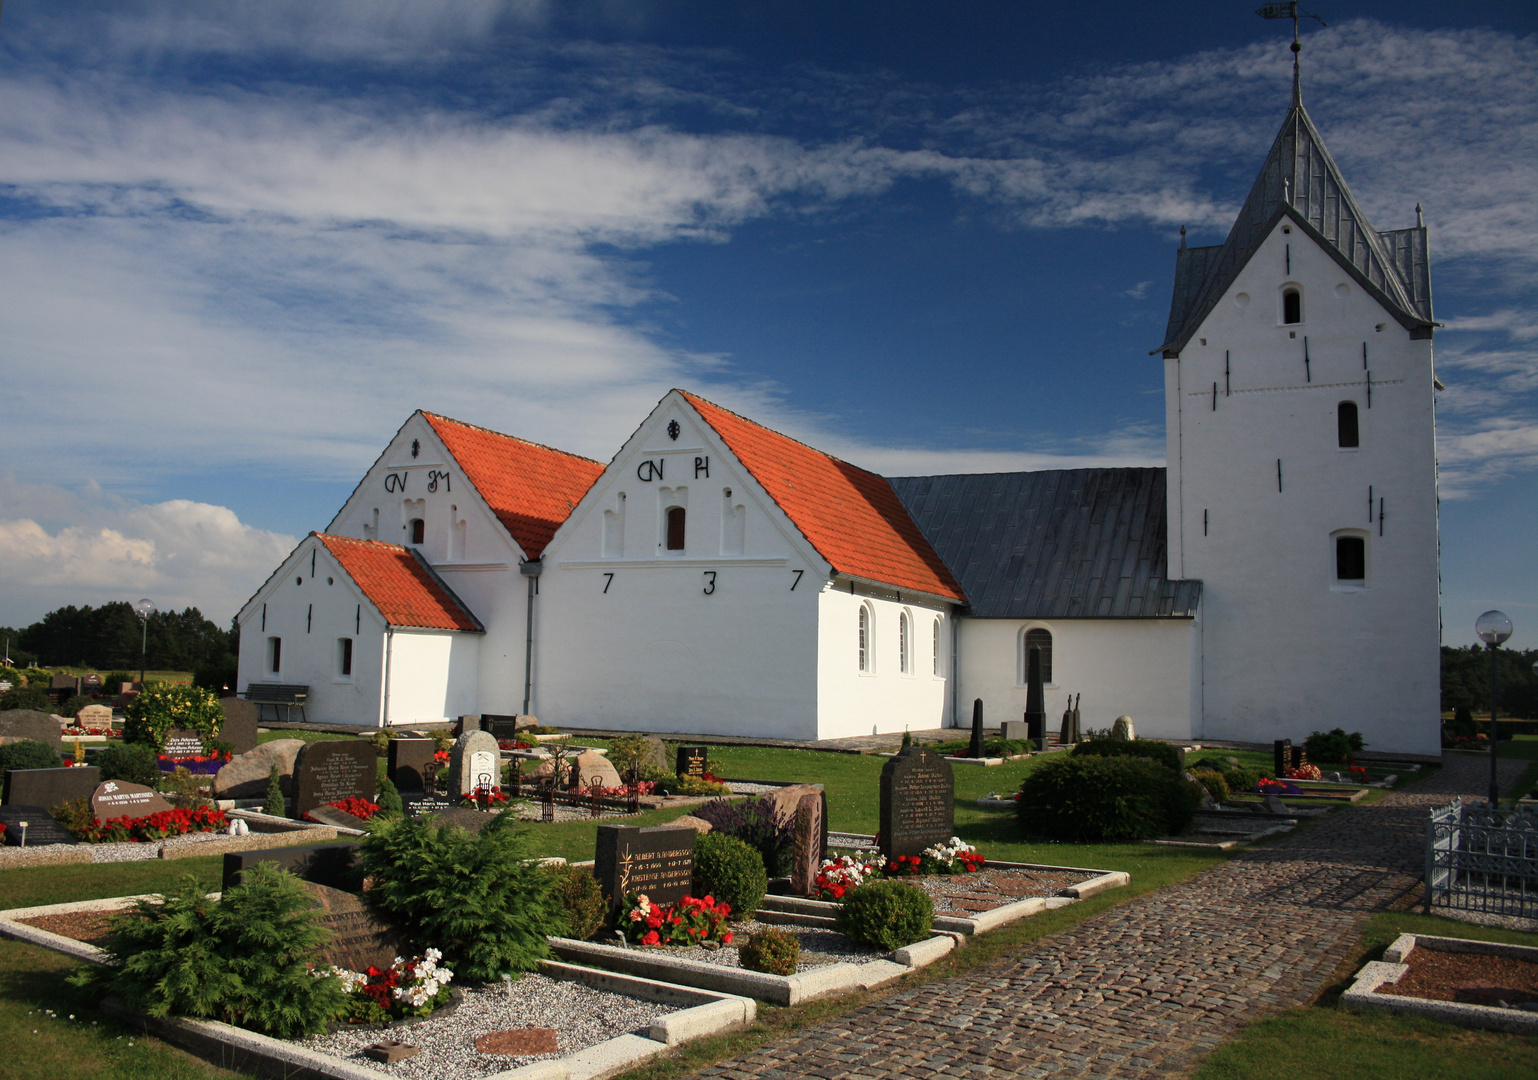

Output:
xmin=0 ymin=895 xmax=755 ymax=1080
xmin=1339 ymin=932 xmax=1538 ymax=1036
xmin=0 ymin=812 xmax=344 ymax=870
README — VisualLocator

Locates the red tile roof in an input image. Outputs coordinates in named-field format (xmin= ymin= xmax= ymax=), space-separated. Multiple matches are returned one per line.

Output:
xmin=679 ymin=391 xmax=966 ymax=602
xmin=318 ymin=534 xmax=482 ymax=631
xmin=422 ymin=412 xmax=605 ymax=559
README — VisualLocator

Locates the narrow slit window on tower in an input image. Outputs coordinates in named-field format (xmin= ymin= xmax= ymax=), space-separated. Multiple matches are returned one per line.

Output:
xmin=1024 ymin=627 xmax=1053 ymax=684
xmin=857 ymin=606 xmax=870 ymax=672
xmin=933 ymin=618 xmax=942 ymax=677
xmin=267 ymin=636 xmax=282 ymax=674
xmin=1282 ymin=288 xmax=1302 ymax=324
xmin=338 ymin=638 xmax=353 ymax=678
xmin=899 ymin=611 xmax=910 ymax=675
xmin=666 ymin=506 xmax=686 ymax=551
xmin=1338 ymin=402 xmax=1360 ymax=448
xmin=1336 ymin=536 xmax=1366 ymax=582
xmin=409 ymin=517 xmax=425 ymax=544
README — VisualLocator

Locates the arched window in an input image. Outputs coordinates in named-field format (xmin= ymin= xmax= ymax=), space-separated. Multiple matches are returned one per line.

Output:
xmin=933 ymin=618 xmax=942 ymax=676
xmin=1024 ymin=627 xmax=1053 ymax=684
xmin=1282 ymin=287 xmax=1302 ymax=324
xmin=409 ymin=518 xmax=425 ymax=545
xmin=1338 ymin=402 xmax=1360 ymax=448
xmin=899 ymin=611 xmax=910 ymax=674
xmin=857 ymin=606 xmax=871 ymax=671
xmin=666 ymin=506 xmax=686 ymax=551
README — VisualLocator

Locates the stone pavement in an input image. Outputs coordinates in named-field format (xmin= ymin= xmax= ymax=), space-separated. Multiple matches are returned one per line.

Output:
xmin=692 ymin=755 xmax=1527 ymax=1080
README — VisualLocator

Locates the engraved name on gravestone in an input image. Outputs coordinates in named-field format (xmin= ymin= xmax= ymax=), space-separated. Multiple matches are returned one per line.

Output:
xmin=878 ymin=746 xmax=954 ymax=859
xmin=449 ymin=729 xmax=501 ymax=798
xmin=301 ymin=882 xmax=410 ymax=972
xmin=161 ymin=729 xmax=207 ymax=760
xmin=387 ymin=738 xmax=438 ymax=792
xmin=594 ymin=823 xmax=695 ymax=917
xmin=291 ymin=740 xmax=377 ymax=817
xmin=91 ymin=780 xmax=173 ymax=821
xmin=676 ymin=746 xmax=708 ymax=779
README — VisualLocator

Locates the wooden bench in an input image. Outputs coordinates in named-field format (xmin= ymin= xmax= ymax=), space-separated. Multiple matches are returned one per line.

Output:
xmin=243 ymin=683 xmax=309 ymax=724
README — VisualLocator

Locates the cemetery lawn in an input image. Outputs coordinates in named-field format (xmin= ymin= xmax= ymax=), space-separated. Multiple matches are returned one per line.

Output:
xmin=1191 ymin=910 xmax=1538 ymax=1080
xmin=0 ymin=857 xmax=236 ymax=1080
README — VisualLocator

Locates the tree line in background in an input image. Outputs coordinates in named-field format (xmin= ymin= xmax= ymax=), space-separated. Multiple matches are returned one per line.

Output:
xmin=0 ymin=601 xmax=238 ymax=683
xmin=1441 ymin=645 xmax=1538 ymax=718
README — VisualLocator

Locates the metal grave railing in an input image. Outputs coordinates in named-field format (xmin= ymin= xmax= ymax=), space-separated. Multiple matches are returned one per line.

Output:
xmin=1425 ymin=799 xmax=1538 ymax=918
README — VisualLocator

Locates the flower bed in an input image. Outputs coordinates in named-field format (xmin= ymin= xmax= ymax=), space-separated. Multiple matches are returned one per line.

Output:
xmin=157 ymin=751 xmax=230 ymax=774
xmin=460 ymin=786 xmax=510 ymax=809
xmin=323 ymin=949 xmax=455 ymax=1024
xmin=304 ymin=797 xmax=382 ymax=824
xmin=815 ymin=838 xmax=984 ymax=898
xmin=620 ymin=893 xmax=733 ymax=947
xmin=1283 ymin=763 xmax=1323 ymax=781
xmin=75 ymin=805 xmax=228 ymax=843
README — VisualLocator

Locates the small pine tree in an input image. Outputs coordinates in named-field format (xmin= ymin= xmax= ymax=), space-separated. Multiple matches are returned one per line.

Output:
xmin=901 ymin=729 xmax=912 ymax=749
xmin=263 ymin=765 xmax=287 ymax=817
xmin=375 ymin=774 xmax=404 ymax=818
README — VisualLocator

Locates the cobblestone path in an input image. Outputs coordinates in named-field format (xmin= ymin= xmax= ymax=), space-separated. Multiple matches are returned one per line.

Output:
xmin=695 ymin=755 xmax=1526 ymax=1080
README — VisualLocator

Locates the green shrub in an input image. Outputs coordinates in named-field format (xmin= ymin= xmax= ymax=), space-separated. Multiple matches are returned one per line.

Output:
xmin=739 ymin=927 xmax=801 ymax=975
xmin=359 ymin=812 xmax=561 ymax=980
xmin=82 ymin=864 xmax=349 ymax=1038
xmin=1191 ymin=768 xmax=1229 ymax=802
xmin=1017 ymin=755 xmax=1197 ymax=842
xmin=693 ymin=832 xmax=768 ymax=918
xmin=95 ymin=741 xmax=163 ymax=788
xmin=375 ymin=774 xmax=404 ymax=817
xmin=103 ymin=672 xmax=136 ymax=691
xmin=0 ymin=739 xmax=62 ymax=772
xmin=50 ymin=796 xmax=96 ymax=839
xmin=1223 ymin=764 xmax=1263 ymax=791
xmin=545 ymin=864 xmax=607 ymax=940
xmin=836 ymin=880 xmax=933 ymax=950
xmin=0 ymin=685 xmax=50 ymax=712
xmin=124 ymin=682 xmax=222 ymax=749
xmin=58 ymin=694 xmax=95 ymax=719
xmin=1452 ymin=706 xmax=1477 ymax=737
xmin=1071 ymin=737 xmax=1183 ymax=774
xmin=263 ymin=765 xmax=287 ymax=817
xmin=1304 ymin=727 xmax=1366 ymax=764
xmin=674 ymin=774 xmax=731 ymax=796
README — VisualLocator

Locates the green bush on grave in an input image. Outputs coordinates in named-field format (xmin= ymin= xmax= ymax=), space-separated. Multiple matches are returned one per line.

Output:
xmin=1017 ymin=754 xmax=1200 ymax=842
xmin=95 ymin=742 xmax=163 ymax=788
xmin=1191 ymin=768 xmax=1229 ymax=803
xmin=375 ymin=774 xmax=404 ymax=817
xmin=1222 ymin=764 xmax=1264 ymax=792
xmin=544 ymin=863 xmax=607 ymax=941
xmin=123 ymin=682 xmax=222 ymax=750
xmin=693 ymin=832 xmax=768 ymax=918
xmin=78 ymin=864 xmax=350 ymax=1038
xmin=1304 ymin=727 xmax=1365 ymax=765
xmin=739 ymin=927 xmax=801 ymax=975
xmin=58 ymin=694 xmax=95 ymax=719
xmin=359 ymin=812 xmax=562 ymax=981
xmin=1070 ymin=737 xmax=1183 ymax=774
xmin=0 ymin=739 xmax=63 ymax=773
xmin=836 ymin=880 xmax=933 ymax=950
xmin=1451 ymin=706 xmax=1477 ymax=738
xmin=262 ymin=765 xmax=287 ymax=817
xmin=0 ymin=685 xmax=50 ymax=712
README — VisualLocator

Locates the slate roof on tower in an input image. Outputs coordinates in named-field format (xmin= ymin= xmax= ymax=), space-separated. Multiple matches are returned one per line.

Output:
xmin=1158 ymin=98 xmax=1434 ymax=358
xmin=889 ymin=469 xmax=1201 ymax=619
xmin=318 ymin=533 xmax=483 ymax=632
xmin=421 ymin=412 xmax=606 ymax=559
xmin=679 ymin=391 xmax=966 ymax=602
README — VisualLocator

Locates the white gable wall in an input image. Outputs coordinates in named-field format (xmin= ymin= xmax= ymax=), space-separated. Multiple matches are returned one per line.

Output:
xmin=383 ymin=630 xmax=481 ymax=726
xmin=1166 ymin=217 xmax=1440 ymax=754
xmin=817 ymin=582 xmax=954 ymax=739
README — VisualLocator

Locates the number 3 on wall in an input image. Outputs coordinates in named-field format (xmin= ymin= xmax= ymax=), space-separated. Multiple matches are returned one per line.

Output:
xmin=702 ymin=571 xmax=716 ymax=595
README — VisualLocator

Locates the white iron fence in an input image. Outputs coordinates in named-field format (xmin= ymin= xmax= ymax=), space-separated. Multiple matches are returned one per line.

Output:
xmin=1425 ymin=799 xmax=1538 ymax=918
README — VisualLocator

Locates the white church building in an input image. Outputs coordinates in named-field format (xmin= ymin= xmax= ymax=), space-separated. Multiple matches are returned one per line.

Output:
xmin=237 ymin=83 xmax=1443 ymax=756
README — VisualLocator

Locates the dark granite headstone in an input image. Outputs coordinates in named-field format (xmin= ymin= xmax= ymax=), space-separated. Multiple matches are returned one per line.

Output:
xmin=92 ymin=780 xmax=173 ymax=821
xmin=4 ymin=766 xmax=100 ymax=808
xmin=1291 ymin=745 xmax=1309 ymax=771
xmin=676 ymin=746 xmax=708 ymax=779
xmin=457 ymin=715 xmax=481 ymax=734
xmin=218 ymin=697 xmax=260 ymax=755
xmin=221 ymin=841 xmax=361 ymax=892
xmin=481 ymin=714 xmax=524 ymax=740
xmin=967 ymin=698 xmax=985 ymax=758
xmin=388 ymin=737 xmax=438 ymax=792
xmin=595 ymin=823 xmax=695 ymax=918
xmin=50 ymin=674 xmax=79 ymax=692
xmin=298 ymin=882 xmax=409 ymax=972
xmin=0 ymin=710 xmax=63 ymax=749
xmin=878 ymin=746 xmax=954 ymax=859
xmin=0 ymin=805 xmax=79 ymax=846
xmin=161 ymin=729 xmax=206 ymax=760
xmin=291 ymin=740 xmax=376 ymax=817
xmin=1273 ymin=739 xmax=1291 ymax=777
xmin=80 ymin=673 xmax=103 ymax=692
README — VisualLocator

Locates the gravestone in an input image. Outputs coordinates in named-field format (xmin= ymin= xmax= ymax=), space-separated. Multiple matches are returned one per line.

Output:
xmin=388 ymin=737 xmax=438 ymax=791
xmin=213 ymin=738 xmax=304 ymax=798
xmin=967 ymin=698 xmax=985 ymax=758
xmin=75 ymin=704 xmax=113 ymax=729
xmin=300 ymin=881 xmax=410 ymax=971
xmin=1111 ymin=715 xmax=1135 ymax=740
xmin=1070 ymin=694 xmax=1082 ymax=743
xmin=3 ymin=766 xmax=100 ymax=808
xmin=291 ymin=740 xmax=376 ymax=817
xmin=221 ymin=841 xmax=361 ymax=891
xmin=457 ymin=715 xmax=482 ymax=734
xmin=789 ymin=792 xmax=824 ymax=898
xmin=1272 ymin=739 xmax=1291 ymax=777
xmin=450 ymin=729 xmax=501 ymax=798
xmin=676 ymin=745 xmax=708 ymax=779
xmin=573 ymin=748 xmax=622 ymax=789
xmin=878 ymin=746 xmax=954 ymax=859
xmin=161 ymin=729 xmax=206 ymax=760
xmin=476 ymin=1029 xmax=559 ymax=1056
xmin=481 ymin=714 xmax=524 ymax=741
xmin=1001 ymin=720 xmax=1028 ymax=743
xmin=762 ymin=783 xmax=828 ymax=865
xmin=307 ymin=804 xmax=371 ymax=831
xmin=0 ymin=710 xmax=63 ymax=749
xmin=218 ymin=697 xmax=260 ymax=755
xmin=0 ymin=805 xmax=79 ymax=846
xmin=50 ymin=674 xmax=79 ymax=692
xmin=80 ymin=673 xmax=103 ymax=692
xmin=1291 ymin=745 xmax=1309 ymax=771
xmin=91 ymin=780 xmax=173 ymax=821
xmin=1024 ymin=647 xmax=1047 ymax=749
xmin=639 ymin=736 xmax=668 ymax=772
xmin=595 ymin=823 xmax=695 ymax=918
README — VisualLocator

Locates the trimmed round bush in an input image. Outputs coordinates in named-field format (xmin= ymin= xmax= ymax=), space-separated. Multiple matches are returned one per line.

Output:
xmin=0 ymin=739 xmax=63 ymax=773
xmin=1223 ymin=765 xmax=1263 ymax=792
xmin=1070 ymin=737 xmax=1183 ymax=774
xmin=95 ymin=742 xmax=163 ymax=788
xmin=1191 ymin=768 xmax=1229 ymax=803
xmin=739 ymin=927 xmax=801 ymax=975
xmin=0 ymin=686 xmax=50 ymax=712
xmin=545 ymin=863 xmax=607 ymax=941
xmin=1017 ymin=755 xmax=1198 ymax=842
xmin=123 ymin=682 xmax=222 ymax=749
xmin=835 ymin=880 xmax=933 ymax=950
xmin=693 ymin=832 xmax=768 ymax=918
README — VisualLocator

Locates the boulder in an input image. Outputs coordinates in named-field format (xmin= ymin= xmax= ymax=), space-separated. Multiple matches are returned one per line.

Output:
xmin=1111 ymin=715 xmax=1135 ymax=741
xmin=0 ymin=710 xmax=64 ymax=748
xmin=670 ymin=814 xmax=714 ymax=834
xmin=213 ymin=739 xmax=305 ymax=799
xmin=639 ymin=736 xmax=669 ymax=772
xmin=761 ymin=782 xmax=823 ymax=825
xmin=1262 ymin=794 xmax=1290 ymax=814
xmin=574 ymin=749 xmax=622 ymax=789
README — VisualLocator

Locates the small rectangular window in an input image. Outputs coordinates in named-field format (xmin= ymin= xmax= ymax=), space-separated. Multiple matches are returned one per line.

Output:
xmin=338 ymin=638 xmax=353 ymax=677
xmin=666 ymin=506 xmax=686 ymax=551
xmin=1338 ymin=402 xmax=1359 ymax=448
xmin=1336 ymin=536 xmax=1366 ymax=581
xmin=268 ymin=636 xmax=282 ymax=674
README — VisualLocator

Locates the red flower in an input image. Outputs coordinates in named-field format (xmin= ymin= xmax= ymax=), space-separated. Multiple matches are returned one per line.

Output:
xmin=722 ymin=931 xmax=734 ymax=944
xmin=642 ymin=930 xmax=660 ymax=946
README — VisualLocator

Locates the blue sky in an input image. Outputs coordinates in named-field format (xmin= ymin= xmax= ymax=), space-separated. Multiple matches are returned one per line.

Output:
xmin=0 ymin=1 xmax=1533 ymax=648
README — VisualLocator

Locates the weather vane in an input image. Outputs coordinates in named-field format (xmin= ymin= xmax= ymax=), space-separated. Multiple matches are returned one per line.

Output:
xmin=1257 ymin=2 xmax=1327 ymax=105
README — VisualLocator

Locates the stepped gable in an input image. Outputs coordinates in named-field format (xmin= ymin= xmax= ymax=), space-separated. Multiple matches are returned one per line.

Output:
xmin=890 ymin=468 xmax=1200 ymax=619
xmin=422 ymin=412 xmax=605 ymax=559
xmin=317 ymin=533 xmax=483 ymax=631
xmin=678 ymin=391 xmax=965 ymax=602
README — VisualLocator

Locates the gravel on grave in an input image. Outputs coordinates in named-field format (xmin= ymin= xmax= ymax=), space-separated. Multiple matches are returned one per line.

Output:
xmin=632 ymin=920 xmax=885 ymax=972
xmin=1377 ymin=947 xmax=1538 ymax=1006
xmin=301 ymin=975 xmax=676 ymax=1078
xmin=18 ymin=910 xmax=117 ymax=947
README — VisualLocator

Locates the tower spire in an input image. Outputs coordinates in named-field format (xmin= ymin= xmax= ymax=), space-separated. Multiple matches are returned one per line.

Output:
xmin=1256 ymin=3 xmax=1327 ymax=109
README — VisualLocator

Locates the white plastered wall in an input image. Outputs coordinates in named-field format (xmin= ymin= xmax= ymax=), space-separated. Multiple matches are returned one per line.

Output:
xmin=381 ymin=630 xmax=481 ymax=726
xmin=956 ymin=617 xmax=1198 ymax=741
xmin=1165 ymin=216 xmax=1440 ymax=755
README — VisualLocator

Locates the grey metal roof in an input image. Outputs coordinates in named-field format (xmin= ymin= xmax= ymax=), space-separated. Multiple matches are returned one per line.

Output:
xmin=888 ymin=468 xmax=1202 ymax=619
xmin=1158 ymin=102 xmax=1434 ymax=357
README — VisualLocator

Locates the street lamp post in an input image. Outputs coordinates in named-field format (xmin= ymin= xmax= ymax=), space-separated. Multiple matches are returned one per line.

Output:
xmin=1475 ymin=609 xmax=1513 ymax=806
xmin=133 ymin=598 xmax=157 ymax=685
